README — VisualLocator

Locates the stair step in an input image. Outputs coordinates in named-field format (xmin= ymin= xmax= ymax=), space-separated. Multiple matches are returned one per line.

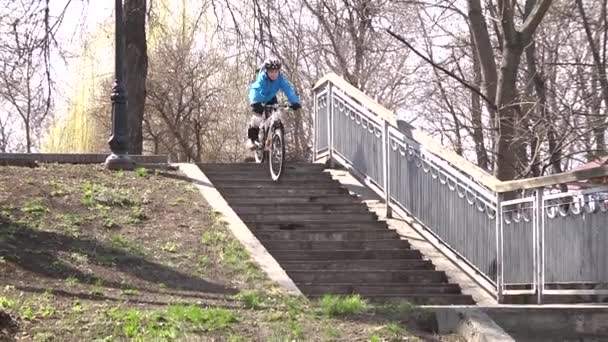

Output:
xmin=216 ymin=182 xmax=341 ymax=190
xmin=299 ymin=282 xmax=461 ymax=295
xmin=287 ymin=270 xmax=447 ymax=283
xmin=269 ymin=249 xmax=422 ymax=261
xmin=308 ymin=293 xmax=475 ymax=305
xmin=262 ymin=239 xmax=409 ymax=251
xmin=201 ymin=161 xmax=476 ymax=306
xmin=225 ymin=195 xmax=363 ymax=205
xmin=241 ymin=213 xmax=377 ymax=223
xmin=255 ymin=229 xmax=399 ymax=241
xmin=251 ymin=222 xmax=388 ymax=231
xmin=204 ymin=173 xmax=335 ymax=182
xmin=219 ymin=188 xmax=348 ymax=197
xmin=211 ymin=179 xmax=339 ymax=186
xmin=199 ymin=163 xmax=326 ymax=173
xmin=233 ymin=204 xmax=370 ymax=215
xmin=280 ymin=259 xmax=433 ymax=271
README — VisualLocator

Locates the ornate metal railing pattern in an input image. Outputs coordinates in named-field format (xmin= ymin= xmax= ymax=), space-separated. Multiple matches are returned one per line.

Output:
xmin=312 ymin=73 xmax=608 ymax=302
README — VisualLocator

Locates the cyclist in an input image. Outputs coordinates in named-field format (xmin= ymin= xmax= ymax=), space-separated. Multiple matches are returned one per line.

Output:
xmin=246 ymin=56 xmax=301 ymax=150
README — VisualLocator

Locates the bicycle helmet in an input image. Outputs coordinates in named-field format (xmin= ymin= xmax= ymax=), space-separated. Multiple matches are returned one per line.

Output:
xmin=263 ymin=56 xmax=282 ymax=70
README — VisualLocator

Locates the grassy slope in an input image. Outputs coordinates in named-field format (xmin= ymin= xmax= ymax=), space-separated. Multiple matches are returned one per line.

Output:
xmin=0 ymin=164 xmax=461 ymax=342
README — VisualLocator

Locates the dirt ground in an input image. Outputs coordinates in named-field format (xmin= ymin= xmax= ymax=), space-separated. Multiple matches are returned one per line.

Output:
xmin=0 ymin=164 xmax=463 ymax=342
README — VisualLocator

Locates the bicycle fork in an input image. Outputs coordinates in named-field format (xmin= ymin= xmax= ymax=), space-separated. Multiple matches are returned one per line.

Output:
xmin=265 ymin=127 xmax=273 ymax=149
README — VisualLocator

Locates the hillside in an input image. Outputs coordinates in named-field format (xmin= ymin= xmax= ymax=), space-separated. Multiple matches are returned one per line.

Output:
xmin=0 ymin=164 xmax=461 ymax=341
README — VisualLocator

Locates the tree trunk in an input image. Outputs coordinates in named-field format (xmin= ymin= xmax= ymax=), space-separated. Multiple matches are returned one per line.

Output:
xmin=525 ymin=39 xmax=547 ymax=176
xmin=469 ymin=28 xmax=490 ymax=171
xmin=124 ymin=0 xmax=148 ymax=155
xmin=576 ymin=0 xmax=608 ymax=154
xmin=547 ymin=43 xmax=568 ymax=175
xmin=25 ymin=121 xmax=32 ymax=153
xmin=495 ymin=42 xmax=525 ymax=181
xmin=467 ymin=0 xmax=498 ymax=124
xmin=468 ymin=0 xmax=553 ymax=181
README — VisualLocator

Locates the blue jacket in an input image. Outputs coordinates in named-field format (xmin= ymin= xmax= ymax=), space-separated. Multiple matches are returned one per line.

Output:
xmin=248 ymin=69 xmax=299 ymax=105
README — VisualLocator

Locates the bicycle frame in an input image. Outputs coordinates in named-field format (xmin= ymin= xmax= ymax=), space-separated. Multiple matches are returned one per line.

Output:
xmin=253 ymin=103 xmax=288 ymax=181
xmin=259 ymin=104 xmax=286 ymax=149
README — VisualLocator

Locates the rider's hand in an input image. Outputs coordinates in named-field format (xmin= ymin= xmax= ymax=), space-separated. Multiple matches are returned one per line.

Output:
xmin=290 ymin=103 xmax=302 ymax=111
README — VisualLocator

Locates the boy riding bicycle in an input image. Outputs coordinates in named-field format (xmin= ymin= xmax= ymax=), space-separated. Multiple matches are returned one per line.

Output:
xmin=246 ymin=56 xmax=301 ymax=150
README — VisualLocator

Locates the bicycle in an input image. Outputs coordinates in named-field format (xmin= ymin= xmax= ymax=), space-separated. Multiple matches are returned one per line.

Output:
xmin=252 ymin=103 xmax=289 ymax=181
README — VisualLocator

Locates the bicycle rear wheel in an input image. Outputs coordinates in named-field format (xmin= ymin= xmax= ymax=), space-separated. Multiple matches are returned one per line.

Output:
xmin=269 ymin=125 xmax=285 ymax=181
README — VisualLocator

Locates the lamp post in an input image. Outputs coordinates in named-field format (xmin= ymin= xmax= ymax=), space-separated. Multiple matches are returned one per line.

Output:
xmin=104 ymin=0 xmax=135 ymax=170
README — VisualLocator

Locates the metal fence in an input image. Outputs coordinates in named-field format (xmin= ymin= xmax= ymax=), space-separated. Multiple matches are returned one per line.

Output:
xmin=312 ymin=75 xmax=608 ymax=302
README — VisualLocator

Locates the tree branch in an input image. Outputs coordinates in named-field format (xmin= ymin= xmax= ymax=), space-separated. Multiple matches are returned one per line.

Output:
xmin=520 ymin=0 xmax=553 ymax=39
xmin=386 ymin=28 xmax=497 ymax=110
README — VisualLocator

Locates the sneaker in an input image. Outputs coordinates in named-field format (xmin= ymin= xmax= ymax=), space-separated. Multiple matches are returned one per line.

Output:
xmin=245 ymin=138 xmax=257 ymax=150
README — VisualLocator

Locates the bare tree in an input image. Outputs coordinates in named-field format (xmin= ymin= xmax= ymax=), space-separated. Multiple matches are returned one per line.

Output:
xmin=0 ymin=0 xmax=75 ymax=152
xmin=0 ymin=2 xmax=51 ymax=152
xmin=145 ymin=4 xmax=226 ymax=162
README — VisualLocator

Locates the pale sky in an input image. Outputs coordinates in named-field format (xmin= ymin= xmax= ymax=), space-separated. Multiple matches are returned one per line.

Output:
xmin=52 ymin=1 xmax=113 ymax=96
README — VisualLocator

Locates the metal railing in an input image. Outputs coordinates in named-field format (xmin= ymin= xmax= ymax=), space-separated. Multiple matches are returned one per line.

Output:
xmin=313 ymin=73 xmax=608 ymax=303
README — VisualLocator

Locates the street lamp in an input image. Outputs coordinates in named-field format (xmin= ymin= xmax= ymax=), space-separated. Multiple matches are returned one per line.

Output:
xmin=104 ymin=0 xmax=135 ymax=170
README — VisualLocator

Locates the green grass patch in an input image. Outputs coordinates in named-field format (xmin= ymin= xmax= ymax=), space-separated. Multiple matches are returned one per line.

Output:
xmin=135 ymin=167 xmax=148 ymax=177
xmin=121 ymin=288 xmax=140 ymax=296
xmin=7 ymin=293 xmax=56 ymax=321
xmin=110 ymin=234 xmax=145 ymax=255
xmin=106 ymin=304 xmax=237 ymax=340
xmin=379 ymin=322 xmax=406 ymax=339
xmin=0 ymin=205 xmax=15 ymax=220
xmin=235 ymin=290 xmax=264 ymax=309
xmin=22 ymin=198 xmax=49 ymax=216
xmin=127 ymin=206 xmax=147 ymax=224
xmin=201 ymin=230 xmax=227 ymax=245
xmin=48 ymin=180 xmax=68 ymax=197
xmin=57 ymin=213 xmax=84 ymax=237
xmin=71 ymin=301 xmax=86 ymax=314
xmin=369 ymin=334 xmax=381 ymax=342
xmin=19 ymin=198 xmax=49 ymax=227
xmin=323 ymin=323 xmax=341 ymax=340
xmin=91 ymin=278 xmax=105 ymax=296
xmin=196 ymin=255 xmax=209 ymax=274
xmin=270 ymin=319 xmax=304 ymax=341
xmin=161 ymin=241 xmax=178 ymax=253
xmin=81 ymin=182 xmax=138 ymax=208
xmin=64 ymin=276 xmax=80 ymax=287
xmin=318 ymin=294 xmax=367 ymax=318
xmin=0 ymin=296 xmax=16 ymax=310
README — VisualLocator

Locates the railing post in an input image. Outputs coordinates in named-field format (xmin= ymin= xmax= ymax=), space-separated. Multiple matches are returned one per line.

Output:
xmin=312 ymin=89 xmax=317 ymax=162
xmin=382 ymin=120 xmax=392 ymax=218
xmin=496 ymin=193 xmax=504 ymax=303
xmin=535 ymin=187 xmax=545 ymax=304
xmin=328 ymin=84 xmax=335 ymax=168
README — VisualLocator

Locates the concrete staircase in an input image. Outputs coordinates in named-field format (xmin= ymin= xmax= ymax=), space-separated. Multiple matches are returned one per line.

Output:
xmin=199 ymin=162 xmax=475 ymax=305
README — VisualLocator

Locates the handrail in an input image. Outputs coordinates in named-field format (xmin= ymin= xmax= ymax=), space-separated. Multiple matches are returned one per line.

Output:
xmin=313 ymin=72 xmax=608 ymax=193
xmin=497 ymin=166 xmax=608 ymax=192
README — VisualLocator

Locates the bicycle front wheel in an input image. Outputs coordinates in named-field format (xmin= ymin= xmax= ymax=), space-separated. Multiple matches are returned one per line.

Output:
xmin=269 ymin=125 xmax=285 ymax=181
xmin=254 ymin=128 xmax=266 ymax=163
xmin=254 ymin=146 xmax=265 ymax=163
